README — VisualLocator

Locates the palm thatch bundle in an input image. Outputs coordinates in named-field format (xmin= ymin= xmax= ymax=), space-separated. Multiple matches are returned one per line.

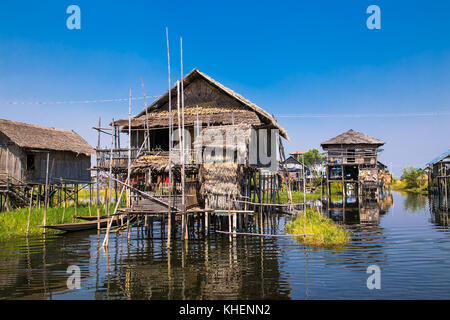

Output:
xmin=131 ymin=154 xmax=178 ymax=173
xmin=199 ymin=163 xmax=245 ymax=210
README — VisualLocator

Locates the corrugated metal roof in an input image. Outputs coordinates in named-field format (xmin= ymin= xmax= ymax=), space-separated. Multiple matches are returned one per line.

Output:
xmin=427 ymin=149 xmax=450 ymax=166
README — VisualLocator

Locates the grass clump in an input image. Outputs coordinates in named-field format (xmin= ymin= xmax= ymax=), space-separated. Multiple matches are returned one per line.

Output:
xmin=285 ymin=209 xmax=350 ymax=247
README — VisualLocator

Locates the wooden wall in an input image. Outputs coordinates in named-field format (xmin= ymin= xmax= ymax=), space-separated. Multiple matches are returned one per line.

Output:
xmin=0 ymin=133 xmax=23 ymax=182
xmin=160 ymin=78 xmax=248 ymax=111
xmin=0 ymin=133 xmax=91 ymax=184
xmin=27 ymin=150 xmax=91 ymax=184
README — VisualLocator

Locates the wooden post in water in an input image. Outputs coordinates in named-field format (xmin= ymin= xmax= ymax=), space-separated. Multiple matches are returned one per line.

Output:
xmin=233 ymin=211 xmax=237 ymax=238
xmin=102 ymin=186 xmax=126 ymax=248
xmin=205 ymin=210 xmax=209 ymax=236
xmin=43 ymin=152 xmax=50 ymax=234
xmin=108 ymin=118 xmax=114 ymax=216
xmin=228 ymin=203 xmax=232 ymax=235
xmin=26 ymin=186 xmax=33 ymax=236
xmin=61 ymin=178 xmax=66 ymax=223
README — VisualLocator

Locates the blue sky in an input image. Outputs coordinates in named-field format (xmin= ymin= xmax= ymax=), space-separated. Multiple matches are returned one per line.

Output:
xmin=0 ymin=1 xmax=449 ymax=176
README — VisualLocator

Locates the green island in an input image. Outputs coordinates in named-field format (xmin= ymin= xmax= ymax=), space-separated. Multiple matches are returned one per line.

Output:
xmin=285 ymin=209 xmax=350 ymax=247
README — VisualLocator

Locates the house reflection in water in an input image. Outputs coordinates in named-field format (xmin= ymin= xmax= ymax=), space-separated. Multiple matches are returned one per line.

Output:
xmin=95 ymin=234 xmax=292 ymax=300
xmin=429 ymin=194 xmax=450 ymax=227
xmin=325 ymin=189 xmax=393 ymax=226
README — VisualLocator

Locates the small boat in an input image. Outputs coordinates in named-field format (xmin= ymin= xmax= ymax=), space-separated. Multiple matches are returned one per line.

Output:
xmin=41 ymin=215 xmax=134 ymax=232
xmin=73 ymin=215 xmax=108 ymax=221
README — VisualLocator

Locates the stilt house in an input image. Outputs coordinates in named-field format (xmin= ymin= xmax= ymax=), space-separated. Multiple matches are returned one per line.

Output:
xmin=101 ymin=69 xmax=289 ymax=210
xmin=321 ymin=129 xmax=385 ymax=198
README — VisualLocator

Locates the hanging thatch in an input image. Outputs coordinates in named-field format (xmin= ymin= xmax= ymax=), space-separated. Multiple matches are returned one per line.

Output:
xmin=199 ymin=163 xmax=245 ymax=210
xmin=131 ymin=154 xmax=173 ymax=173
xmin=130 ymin=153 xmax=198 ymax=174
xmin=193 ymin=124 xmax=252 ymax=165
xmin=0 ymin=119 xmax=93 ymax=155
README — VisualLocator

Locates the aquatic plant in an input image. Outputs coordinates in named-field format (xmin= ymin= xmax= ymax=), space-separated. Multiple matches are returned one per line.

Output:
xmin=285 ymin=209 xmax=350 ymax=247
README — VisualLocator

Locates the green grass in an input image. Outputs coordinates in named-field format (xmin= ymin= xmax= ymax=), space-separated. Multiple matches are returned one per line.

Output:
xmin=278 ymin=183 xmax=343 ymax=204
xmin=0 ymin=204 xmax=103 ymax=241
xmin=285 ymin=209 xmax=350 ymax=247
xmin=392 ymin=179 xmax=428 ymax=195
xmin=278 ymin=190 xmax=323 ymax=203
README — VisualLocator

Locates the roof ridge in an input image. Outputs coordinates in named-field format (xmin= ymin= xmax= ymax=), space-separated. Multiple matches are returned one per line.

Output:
xmin=321 ymin=129 xmax=385 ymax=146
xmin=0 ymin=118 xmax=75 ymax=134
xmin=134 ymin=69 xmax=289 ymax=140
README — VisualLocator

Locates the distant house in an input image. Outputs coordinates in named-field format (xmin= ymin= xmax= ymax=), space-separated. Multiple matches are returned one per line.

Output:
xmin=281 ymin=156 xmax=311 ymax=190
xmin=426 ymin=149 xmax=450 ymax=198
xmin=0 ymin=119 xmax=94 ymax=185
xmin=289 ymin=151 xmax=304 ymax=161
xmin=377 ymin=161 xmax=392 ymax=187
xmin=321 ymin=129 xmax=385 ymax=197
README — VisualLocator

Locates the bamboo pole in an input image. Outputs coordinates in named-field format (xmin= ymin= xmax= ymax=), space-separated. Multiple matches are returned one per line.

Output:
xmin=180 ymin=37 xmax=185 ymax=208
xmin=302 ymin=155 xmax=307 ymax=240
xmin=176 ymin=81 xmax=182 ymax=158
xmin=127 ymin=88 xmax=132 ymax=207
xmin=140 ymin=76 xmax=150 ymax=151
xmin=26 ymin=186 xmax=33 ymax=236
xmin=96 ymin=117 xmax=101 ymax=206
xmin=102 ymin=186 xmax=126 ymax=248
xmin=166 ymin=27 xmax=173 ymax=243
xmin=108 ymin=118 xmax=114 ymax=216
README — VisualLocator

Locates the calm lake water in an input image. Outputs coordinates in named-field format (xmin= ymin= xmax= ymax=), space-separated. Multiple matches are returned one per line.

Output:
xmin=0 ymin=191 xmax=449 ymax=300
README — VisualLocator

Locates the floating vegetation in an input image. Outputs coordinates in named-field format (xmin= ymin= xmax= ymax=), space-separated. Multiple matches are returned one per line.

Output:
xmin=285 ymin=209 xmax=350 ymax=247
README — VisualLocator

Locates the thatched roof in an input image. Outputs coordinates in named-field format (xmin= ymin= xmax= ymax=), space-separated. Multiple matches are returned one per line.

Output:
xmin=115 ymin=102 xmax=261 ymax=129
xmin=115 ymin=69 xmax=288 ymax=140
xmin=0 ymin=119 xmax=94 ymax=155
xmin=321 ymin=129 xmax=385 ymax=148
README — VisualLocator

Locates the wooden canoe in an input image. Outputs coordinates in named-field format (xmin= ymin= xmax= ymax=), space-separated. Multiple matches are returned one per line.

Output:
xmin=41 ymin=215 xmax=134 ymax=232
xmin=73 ymin=215 xmax=108 ymax=221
